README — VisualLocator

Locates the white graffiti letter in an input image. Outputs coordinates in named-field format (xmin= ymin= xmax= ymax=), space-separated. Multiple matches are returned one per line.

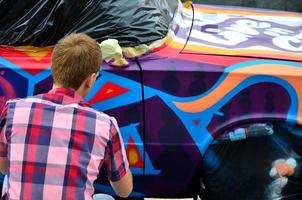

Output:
xmin=273 ymin=31 xmax=302 ymax=52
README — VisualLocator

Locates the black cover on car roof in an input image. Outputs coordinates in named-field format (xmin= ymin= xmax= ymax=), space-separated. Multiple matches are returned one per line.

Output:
xmin=0 ymin=0 xmax=178 ymax=46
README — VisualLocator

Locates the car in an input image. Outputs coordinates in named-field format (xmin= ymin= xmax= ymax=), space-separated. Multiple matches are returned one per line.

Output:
xmin=0 ymin=0 xmax=302 ymax=199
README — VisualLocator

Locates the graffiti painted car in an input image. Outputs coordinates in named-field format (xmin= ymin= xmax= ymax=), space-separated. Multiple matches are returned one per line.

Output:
xmin=0 ymin=0 xmax=302 ymax=199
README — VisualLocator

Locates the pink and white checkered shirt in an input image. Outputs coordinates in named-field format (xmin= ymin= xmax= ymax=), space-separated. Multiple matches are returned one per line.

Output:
xmin=0 ymin=87 xmax=129 ymax=200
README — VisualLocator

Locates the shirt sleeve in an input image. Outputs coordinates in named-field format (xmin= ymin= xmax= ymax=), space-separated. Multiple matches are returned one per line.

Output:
xmin=0 ymin=104 xmax=8 ymax=162
xmin=104 ymin=117 xmax=129 ymax=182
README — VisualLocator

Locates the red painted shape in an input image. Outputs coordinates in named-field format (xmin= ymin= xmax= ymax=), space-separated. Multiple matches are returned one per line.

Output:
xmin=126 ymin=137 xmax=144 ymax=168
xmin=88 ymin=82 xmax=129 ymax=104
xmin=193 ymin=119 xmax=201 ymax=125
xmin=0 ymin=46 xmax=52 ymax=76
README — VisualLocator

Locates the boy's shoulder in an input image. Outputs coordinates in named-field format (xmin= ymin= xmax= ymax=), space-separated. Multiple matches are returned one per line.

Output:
xmin=6 ymin=95 xmax=44 ymax=104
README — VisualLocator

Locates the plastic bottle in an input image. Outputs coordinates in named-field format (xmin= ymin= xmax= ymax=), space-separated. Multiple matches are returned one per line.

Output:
xmin=217 ymin=123 xmax=274 ymax=141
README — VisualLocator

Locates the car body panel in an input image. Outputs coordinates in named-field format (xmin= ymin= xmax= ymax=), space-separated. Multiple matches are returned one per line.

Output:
xmin=137 ymin=2 xmax=302 ymax=197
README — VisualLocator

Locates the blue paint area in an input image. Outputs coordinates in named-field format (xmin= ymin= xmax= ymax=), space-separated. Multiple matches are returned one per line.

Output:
xmin=0 ymin=57 xmax=51 ymax=96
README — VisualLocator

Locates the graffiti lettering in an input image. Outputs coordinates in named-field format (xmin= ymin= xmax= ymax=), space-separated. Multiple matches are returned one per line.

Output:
xmin=194 ymin=19 xmax=269 ymax=46
xmin=192 ymin=18 xmax=301 ymax=52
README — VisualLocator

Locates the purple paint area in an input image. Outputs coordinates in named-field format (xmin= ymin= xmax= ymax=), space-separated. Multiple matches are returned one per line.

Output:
xmin=140 ymin=55 xmax=226 ymax=71
xmin=141 ymin=57 xmax=223 ymax=97
xmin=144 ymin=96 xmax=201 ymax=195
xmin=208 ymin=82 xmax=291 ymax=137
xmin=104 ymin=101 xmax=143 ymax=131
xmin=34 ymin=76 xmax=53 ymax=95
xmin=145 ymin=96 xmax=193 ymax=144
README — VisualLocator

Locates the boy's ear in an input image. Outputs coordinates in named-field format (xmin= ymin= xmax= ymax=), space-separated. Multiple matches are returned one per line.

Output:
xmin=85 ymin=75 xmax=94 ymax=89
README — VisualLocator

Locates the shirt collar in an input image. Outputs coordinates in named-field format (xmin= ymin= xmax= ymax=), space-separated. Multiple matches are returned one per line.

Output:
xmin=47 ymin=87 xmax=91 ymax=107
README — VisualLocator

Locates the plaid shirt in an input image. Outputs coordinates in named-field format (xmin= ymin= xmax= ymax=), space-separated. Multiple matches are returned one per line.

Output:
xmin=0 ymin=87 xmax=129 ymax=200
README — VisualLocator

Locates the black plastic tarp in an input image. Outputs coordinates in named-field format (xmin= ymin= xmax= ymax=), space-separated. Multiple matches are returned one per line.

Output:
xmin=0 ymin=0 xmax=178 ymax=46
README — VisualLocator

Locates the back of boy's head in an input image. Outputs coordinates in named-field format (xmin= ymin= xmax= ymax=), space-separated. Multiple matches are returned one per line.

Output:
xmin=51 ymin=33 xmax=102 ymax=90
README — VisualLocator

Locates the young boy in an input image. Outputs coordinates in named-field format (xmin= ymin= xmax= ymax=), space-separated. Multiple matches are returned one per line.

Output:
xmin=0 ymin=33 xmax=132 ymax=199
